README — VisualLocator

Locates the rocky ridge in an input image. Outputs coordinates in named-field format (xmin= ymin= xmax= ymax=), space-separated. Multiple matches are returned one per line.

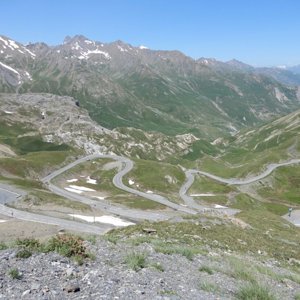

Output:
xmin=0 ymin=93 xmax=198 ymax=161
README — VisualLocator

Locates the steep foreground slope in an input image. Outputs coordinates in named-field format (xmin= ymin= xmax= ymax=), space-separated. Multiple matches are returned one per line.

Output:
xmin=0 ymin=214 xmax=300 ymax=299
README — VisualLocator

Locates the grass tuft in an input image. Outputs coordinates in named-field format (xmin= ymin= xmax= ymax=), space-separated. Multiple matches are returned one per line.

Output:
xmin=154 ymin=244 xmax=196 ymax=260
xmin=8 ymin=268 xmax=22 ymax=280
xmin=15 ymin=238 xmax=40 ymax=251
xmin=16 ymin=249 xmax=32 ymax=259
xmin=0 ymin=242 xmax=7 ymax=250
xmin=124 ymin=252 xmax=147 ymax=271
xmin=236 ymin=282 xmax=276 ymax=300
xmin=228 ymin=257 xmax=257 ymax=283
xmin=199 ymin=265 xmax=214 ymax=275
xmin=199 ymin=281 xmax=219 ymax=293
xmin=151 ymin=262 xmax=164 ymax=272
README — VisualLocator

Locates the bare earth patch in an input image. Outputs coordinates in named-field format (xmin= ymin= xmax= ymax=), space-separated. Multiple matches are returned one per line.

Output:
xmin=102 ymin=161 xmax=122 ymax=171
xmin=0 ymin=144 xmax=16 ymax=157
xmin=0 ymin=215 xmax=59 ymax=242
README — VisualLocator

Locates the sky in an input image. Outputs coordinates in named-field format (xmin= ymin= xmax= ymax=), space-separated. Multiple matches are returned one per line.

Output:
xmin=1 ymin=0 xmax=300 ymax=66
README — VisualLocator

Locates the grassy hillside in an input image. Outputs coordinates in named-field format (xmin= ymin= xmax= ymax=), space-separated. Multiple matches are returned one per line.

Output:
xmin=53 ymin=158 xmax=167 ymax=210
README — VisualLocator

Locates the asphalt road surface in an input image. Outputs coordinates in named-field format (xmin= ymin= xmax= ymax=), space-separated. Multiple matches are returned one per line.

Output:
xmin=0 ymin=183 xmax=112 ymax=235
xmin=43 ymin=154 xmax=197 ymax=218
xmin=2 ymin=153 xmax=299 ymax=234
xmin=180 ymin=159 xmax=300 ymax=223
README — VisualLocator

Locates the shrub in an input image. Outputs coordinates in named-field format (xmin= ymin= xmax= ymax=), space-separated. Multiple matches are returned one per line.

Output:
xmin=9 ymin=268 xmax=21 ymax=280
xmin=15 ymin=238 xmax=40 ymax=250
xmin=199 ymin=265 xmax=213 ymax=275
xmin=16 ymin=249 xmax=32 ymax=259
xmin=74 ymin=255 xmax=84 ymax=266
xmin=0 ymin=242 xmax=7 ymax=250
xmin=104 ymin=235 xmax=119 ymax=244
xmin=151 ymin=262 xmax=164 ymax=272
xmin=236 ymin=283 xmax=276 ymax=300
xmin=45 ymin=234 xmax=88 ymax=258
xmin=86 ymin=235 xmax=97 ymax=245
xmin=124 ymin=252 xmax=147 ymax=271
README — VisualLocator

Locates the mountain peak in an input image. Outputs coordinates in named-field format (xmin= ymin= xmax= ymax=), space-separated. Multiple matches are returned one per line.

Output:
xmin=226 ymin=59 xmax=253 ymax=71
xmin=63 ymin=35 xmax=90 ymax=45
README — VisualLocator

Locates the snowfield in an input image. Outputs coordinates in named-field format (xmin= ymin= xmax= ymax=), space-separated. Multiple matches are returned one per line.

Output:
xmin=68 ymin=214 xmax=134 ymax=227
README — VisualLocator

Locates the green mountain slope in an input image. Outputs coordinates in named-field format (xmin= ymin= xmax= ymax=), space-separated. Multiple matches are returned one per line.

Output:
xmin=1 ymin=35 xmax=300 ymax=138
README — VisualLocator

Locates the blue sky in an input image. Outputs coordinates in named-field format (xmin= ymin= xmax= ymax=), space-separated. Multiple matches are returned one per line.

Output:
xmin=1 ymin=0 xmax=300 ymax=66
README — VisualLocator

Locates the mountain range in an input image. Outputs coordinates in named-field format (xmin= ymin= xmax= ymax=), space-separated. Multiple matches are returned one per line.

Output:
xmin=1 ymin=34 xmax=300 ymax=139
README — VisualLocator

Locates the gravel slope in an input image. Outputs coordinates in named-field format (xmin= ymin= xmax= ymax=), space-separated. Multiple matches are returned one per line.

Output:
xmin=0 ymin=238 xmax=299 ymax=300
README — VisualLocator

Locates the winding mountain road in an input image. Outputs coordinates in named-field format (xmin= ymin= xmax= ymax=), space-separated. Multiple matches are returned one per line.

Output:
xmin=42 ymin=154 xmax=197 ymax=218
xmin=1 ymin=153 xmax=300 ymax=234
xmin=180 ymin=159 xmax=300 ymax=223
xmin=188 ymin=158 xmax=300 ymax=185
xmin=0 ymin=183 xmax=112 ymax=235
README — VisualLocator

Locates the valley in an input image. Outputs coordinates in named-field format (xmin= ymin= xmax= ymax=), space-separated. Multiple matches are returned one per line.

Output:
xmin=0 ymin=34 xmax=300 ymax=299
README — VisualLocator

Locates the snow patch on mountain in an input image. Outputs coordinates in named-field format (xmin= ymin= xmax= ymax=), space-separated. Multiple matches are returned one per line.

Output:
xmin=0 ymin=61 xmax=19 ymax=75
xmin=25 ymin=71 xmax=32 ymax=80
xmin=84 ymin=40 xmax=94 ymax=45
xmin=72 ymin=42 xmax=82 ymax=50
xmin=24 ymin=47 xmax=36 ymax=58
xmin=227 ymin=123 xmax=238 ymax=136
xmin=8 ymin=40 xmax=19 ymax=49
xmin=117 ymin=45 xmax=128 ymax=52
xmin=0 ymin=37 xmax=9 ymax=46
xmin=139 ymin=45 xmax=148 ymax=50
xmin=78 ymin=49 xmax=111 ymax=60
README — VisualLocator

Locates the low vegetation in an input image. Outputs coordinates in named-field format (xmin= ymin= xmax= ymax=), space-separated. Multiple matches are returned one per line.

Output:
xmin=199 ymin=281 xmax=219 ymax=293
xmin=8 ymin=268 xmax=22 ymax=280
xmin=150 ymin=262 xmax=164 ymax=272
xmin=154 ymin=244 xmax=196 ymax=261
xmin=55 ymin=158 xmax=167 ymax=210
xmin=0 ymin=242 xmax=8 ymax=250
xmin=23 ymin=190 xmax=91 ymax=211
xmin=45 ymin=234 xmax=89 ymax=258
xmin=124 ymin=252 xmax=147 ymax=271
xmin=123 ymin=158 xmax=185 ymax=203
xmin=236 ymin=282 xmax=275 ymax=300
xmin=256 ymin=165 xmax=300 ymax=206
xmin=227 ymin=257 xmax=257 ymax=283
xmin=16 ymin=249 xmax=32 ymax=259
xmin=199 ymin=265 xmax=214 ymax=275
xmin=107 ymin=208 xmax=300 ymax=263
xmin=13 ymin=235 xmax=93 ymax=263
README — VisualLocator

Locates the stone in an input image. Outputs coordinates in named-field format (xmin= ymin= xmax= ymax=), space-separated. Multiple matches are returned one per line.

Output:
xmin=31 ymin=283 xmax=40 ymax=290
xmin=21 ymin=290 xmax=31 ymax=297
xmin=142 ymin=228 xmax=157 ymax=234
xmin=66 ymin=267 xmax=74 ymax=277
xmin=58 ymin=229 xmax=66 ymax=235
xmin=64 ymin=284 xmax=80 ymax=293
